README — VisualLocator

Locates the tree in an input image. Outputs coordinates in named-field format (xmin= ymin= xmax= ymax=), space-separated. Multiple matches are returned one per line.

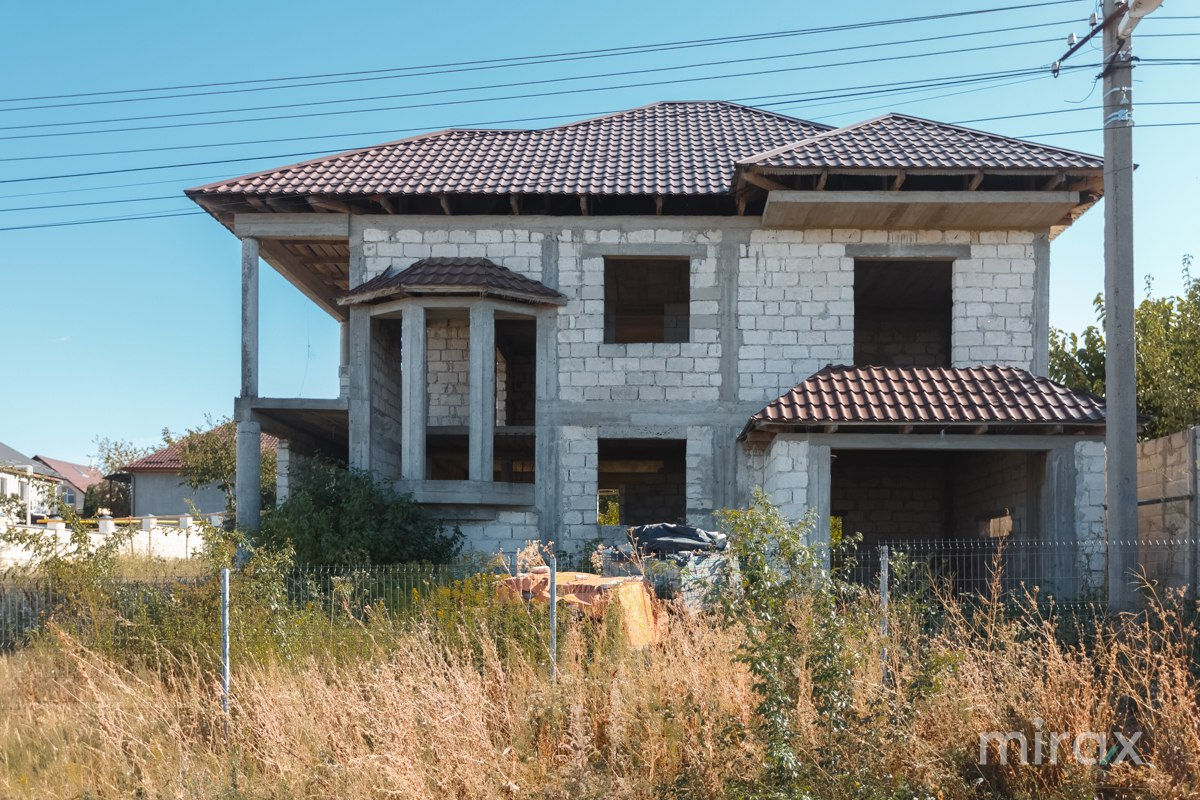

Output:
xmin=165 ymin=417 xmax=276 ymax=514
xmin=1050 ymin=255 xmax=1200 ymax=440
xmin=258 ymin=457 xmax=461 ymax=564
xmin=84 ymin=436 xmax=153 ymax=516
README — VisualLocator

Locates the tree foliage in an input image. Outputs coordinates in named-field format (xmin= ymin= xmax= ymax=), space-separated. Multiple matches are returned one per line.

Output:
xmin=258 ymin=457 xmax=461 ymax=565
xmin=84 ymin=436 xmax=153 ymax=516
xmin=1050 ymin=255 xmax=1200 ymax=440
xmin=165 ymin=417 xmax=276 ymax=513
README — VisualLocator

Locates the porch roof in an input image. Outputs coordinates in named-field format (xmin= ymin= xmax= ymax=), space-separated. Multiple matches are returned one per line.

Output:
xmin=339 ymin=256 xmax=565 ymax=307
xmin=743 ymin=365 xmax=1106 ymax=438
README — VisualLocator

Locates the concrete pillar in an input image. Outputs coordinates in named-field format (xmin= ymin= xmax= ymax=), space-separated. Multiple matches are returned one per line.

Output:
xmin=275 ymin=439 xmax=291 ymax=505
xmin=234 ymin=418 xmax=262 ymax=530
xmin=97 ymin=514 xmax=115 ymax=536
xmin=1031 ymin=232 xmax=1051 ymax=376
xmin=240 ymin=237 xmax=260 ymax=399
xmin=400 ymin=304 xmax=427 ymax=481
xmin=468 ymin=302 xmax=496 ymax=483
xmin=535 ymin=308 xmax=559 ymax=542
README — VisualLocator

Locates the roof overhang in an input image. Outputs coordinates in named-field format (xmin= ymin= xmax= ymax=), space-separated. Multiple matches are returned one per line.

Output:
xmin=761 ymin=190 xmax=1087 ymax=235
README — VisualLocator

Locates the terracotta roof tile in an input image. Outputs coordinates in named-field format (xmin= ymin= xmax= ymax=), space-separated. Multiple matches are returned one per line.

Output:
xmin=32 ymin=456 xmax=104 ymax=491
xmin=748 ymin=365 xmax=1106 ymax=429
xmin=187 ymin=102 xmax=829 ymax=198
xmin=340 ymin=257 xmax=564 ymax=305
xmin=740 ymin=113 xmax=1104 ymax=172
xmin=123 ymin=427 xmax=279 ymax=473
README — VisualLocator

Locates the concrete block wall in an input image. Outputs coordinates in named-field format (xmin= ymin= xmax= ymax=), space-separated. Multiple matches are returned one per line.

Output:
xmin=854 ymin=309 xmax=950 ymax=367
xmin=424 ymin=318 xmax=508 ymax=428
xmin=1136 ymin=427 xmax=1198 ymax=590
xmin=831 ymin=451 xmax=950 ymax=542
xmin=763 ymin=437 xmax=811 ymax=521
xmin=558 ymin=426 xmax=600 ymax=547
xmin=950 ymin=451 xmax=1033 ymax=540
xmin=1073 ymin=440 xmax=1107 ymax=586
xmin=439 ymin=510 xmax=540 ymax=558
xmin=351 ymin=218 xmax=1051 ymax=552
xmin=951 ymin=230 xmax=1038 ymax=369
xmin=737 ymin=229 xmax=854 ymax=402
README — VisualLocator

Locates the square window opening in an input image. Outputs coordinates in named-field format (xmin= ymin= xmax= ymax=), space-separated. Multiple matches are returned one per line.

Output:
xmin=854 ymin=260 xmax=952 ymax=367
xmin=603 ymin=257 xmax=690 ymax=343
xmin=597 ymin=438 xmax=686 ymax=525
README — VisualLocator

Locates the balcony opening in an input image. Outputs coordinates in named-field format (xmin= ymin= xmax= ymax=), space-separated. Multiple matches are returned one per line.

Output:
xmin=495 ymin=317 xmax=536 ymax=483
xmin=597 ymin=438 xmax=686 ymax=525
xmin=854 ymin=260 xmax=952 ymax=367
xmin=603 ymin=257 xmax=690 ymax=343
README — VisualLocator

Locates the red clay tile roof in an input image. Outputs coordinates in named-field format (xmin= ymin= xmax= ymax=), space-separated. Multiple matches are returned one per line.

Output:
xmin=748 ymin=365 xmax=1106 ymax=430
xmin=32 ymin=456 xmax=104 ymax=492
xmin=340 ymin=257 xmax=565 ymax=306
xmin=123 ymin=428 xmax=279 ymax=473
xmin=740 ymin=114 xmax=1104 ymax=173
xmin=186 ymin=102 xmax=829 ymax=198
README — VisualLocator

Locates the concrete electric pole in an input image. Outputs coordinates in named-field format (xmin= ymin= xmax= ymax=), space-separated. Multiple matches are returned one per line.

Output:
xmin=1055 ymin=0 xmax=1162 ymax=608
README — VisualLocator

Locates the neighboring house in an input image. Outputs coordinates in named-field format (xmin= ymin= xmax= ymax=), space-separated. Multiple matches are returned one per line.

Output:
xmin=0 ymin=441 xmax=63 ymax=518
xmin=117 ymin=431 xmax=278 ymax=516
xmin=185 ymin=101 xmax=1108 ymax=557
xmin=32 ymin=455 xmax=104 ymax=513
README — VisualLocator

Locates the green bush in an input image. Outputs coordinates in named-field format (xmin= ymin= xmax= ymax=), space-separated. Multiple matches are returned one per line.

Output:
xmin=259 ymin=458 xmax=461 ymax=565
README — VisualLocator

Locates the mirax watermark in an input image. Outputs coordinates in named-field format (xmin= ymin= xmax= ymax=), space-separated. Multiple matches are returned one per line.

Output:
xmin=979 ymin=718 xmax=1143 ymax=766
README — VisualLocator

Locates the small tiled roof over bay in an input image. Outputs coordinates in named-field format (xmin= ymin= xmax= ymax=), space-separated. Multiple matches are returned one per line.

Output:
xmin=339 ymin=257 xmax=565 ymax=306
xmin=744 ymin=365 xmax=1106 ymax=436
xmin=739 ymin=113 xmax=1105 ymax=173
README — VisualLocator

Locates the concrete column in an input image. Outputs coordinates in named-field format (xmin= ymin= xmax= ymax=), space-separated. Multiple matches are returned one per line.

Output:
xmin=468 ymin=302 xmax=496 ymax=482
xmin=400 ymin=304 xmax=427 ymax=481
xmin=1031 ymin=232 xmax=1051 ymax=376
xmin=234 ymin=418 xmax=262 ymax=530
xmin=535 ymin=308 xmax=559 ymax=542
xmin=240 ymin=237 xmax=260 ymax=399
xmin=275 ymin=439 xmax=291 ymax=505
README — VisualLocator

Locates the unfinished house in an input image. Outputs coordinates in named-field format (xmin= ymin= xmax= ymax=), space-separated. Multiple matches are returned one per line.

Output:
xmin=185 ymin=103 xmax=1108 ymax=558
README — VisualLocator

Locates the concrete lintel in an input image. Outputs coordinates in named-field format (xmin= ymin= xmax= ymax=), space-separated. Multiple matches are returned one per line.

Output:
xmin=843 ymin=243 xmax=972 ymax=260
xmin=468 ymin=303 xmax=496 ymax=482
xmin=352 ymin=213 xmax=763 ymax=233
xmin=237 ymin=396 xmax=348 ymax=413
xmin=234 ymin=213 xmax=350 ymax=239
xmin=400 ymin=305 xmax=428 ymax=481
xmin=367 ymin=295 xmax=540 ymax=318
xmin=580 ymin=242 xmax=709 ymax=259
xmin=394 ymin=479 xmax=535 ymax=506
xmin=763 ymin=190 xmax=1080 ymax=230
xmin=595 ymin=425 xmax=690 ymax=440
xmin=796 ymin=433 xmax=1095 ymax=451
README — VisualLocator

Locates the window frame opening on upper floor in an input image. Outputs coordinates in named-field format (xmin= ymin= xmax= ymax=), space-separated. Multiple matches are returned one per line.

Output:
xmin=602 ymin=256 xmax=691 ymax=344
xmin=853 ymin=259 xmax=953 ymax=368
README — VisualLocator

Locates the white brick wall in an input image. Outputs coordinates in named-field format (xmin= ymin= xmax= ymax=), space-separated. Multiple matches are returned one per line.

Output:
xmin=424 ymin=318 xmax=506 ymax=428
xmin=763 ymin=437 xmax=811 ymax=520
xmin=558 ymin=426 xmax=599 ymax=549
xmin=952 ymin=231 xmax=1037 ymax=369
xmin=738 ymin=230 xmax=854 ymax=402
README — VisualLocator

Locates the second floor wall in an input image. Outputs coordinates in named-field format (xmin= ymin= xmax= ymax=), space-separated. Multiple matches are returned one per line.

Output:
xmin=352 ymin=216 xmax=1048 ymax=410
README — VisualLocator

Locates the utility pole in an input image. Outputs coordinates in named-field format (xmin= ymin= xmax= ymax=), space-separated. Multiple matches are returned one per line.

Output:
xmin=1101 ymin=0 xmax=1138 ymax=610
xmin=1055 ymin=0 xmax=1162 ymax=609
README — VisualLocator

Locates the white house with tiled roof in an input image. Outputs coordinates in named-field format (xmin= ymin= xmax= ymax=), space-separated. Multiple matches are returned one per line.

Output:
xmin=185 ymin=101 xmax=1109 ymax=569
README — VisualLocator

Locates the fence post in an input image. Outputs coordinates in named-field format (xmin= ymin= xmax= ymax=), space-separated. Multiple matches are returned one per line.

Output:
xmin=221 ymin=567 xmax=231 ymax=728
xmin=548 ymin=554 xmax=557 ymax=683
xmin=879 ymin=544 xmax=890 ymax=687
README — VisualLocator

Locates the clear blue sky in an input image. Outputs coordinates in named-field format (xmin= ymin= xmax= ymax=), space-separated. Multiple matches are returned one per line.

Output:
xmin=1 ymin=0 xmax=1196 ymax=463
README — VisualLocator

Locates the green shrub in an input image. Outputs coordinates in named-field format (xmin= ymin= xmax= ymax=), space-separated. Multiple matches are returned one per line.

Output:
xmin=259 ymin=458 xmax=461 ymax=565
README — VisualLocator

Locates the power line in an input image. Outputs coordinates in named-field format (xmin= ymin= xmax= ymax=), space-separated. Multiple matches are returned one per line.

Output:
xmin=0 ymin=0 xmax=1088 ymax=105
xmin=0 ymin=33 xmax=1067 ymax=134
xmin=0 ymin=65 xmax=1096 ymax=184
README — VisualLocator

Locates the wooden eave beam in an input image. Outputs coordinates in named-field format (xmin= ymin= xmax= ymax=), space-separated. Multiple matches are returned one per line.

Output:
xmin=892 ymin=170 xmax=906 ymax=191
xmin=579 ymin=194 xmax=589 ymax=216
xmin=741 ymin=170 xmax=790 ymax=192
xmin=968 ymin=171 xmax=985 ymax=191
xmin=509 ymin=194 xmax=521 ymax=215
xmin=1042 ymin=172 xmax=1065 ymax=191
xmin=439 ymin=194 xmax=452 ymax=216
xmin=815 ymin=170 xmax=828 ymax=191
xmin=307 ymin=196 xmax=354 ymax=214
xmin=372 ymin=195 xmax=398 ymax=214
